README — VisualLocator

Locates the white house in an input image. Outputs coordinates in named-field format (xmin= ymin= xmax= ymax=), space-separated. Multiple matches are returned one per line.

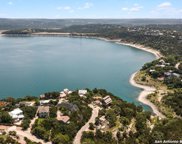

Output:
xmin=60 ymin=88 xmax=72 ymax=98
xmin=39 ymin=100 xmax=50 ymax=106
xmin=78 ymin=90 xmax=88 ymax=97
xmin=9 ymin=108 xmax=24 ymax=122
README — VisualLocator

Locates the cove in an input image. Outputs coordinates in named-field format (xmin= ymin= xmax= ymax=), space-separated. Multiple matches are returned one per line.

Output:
xmin=0 ymin=36 xmax=155 ymax=106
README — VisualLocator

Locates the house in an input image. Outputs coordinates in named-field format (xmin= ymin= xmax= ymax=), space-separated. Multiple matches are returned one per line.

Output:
xmin=37 ymin=106 xmax=49 ymax=118
xmin=103 ymin=95 xmax=112 ymax=106
xmin=40 ymin=94 xmax=45 ymax=99
xmin=78 ymin=90 xmax=87 ymax=97
xmin=58 ymin=102 xmax=79 ymax=112
xmin=57 ymin=116 xmax=70 ymax=123
xmin=63 ymin=88 xmax=72 ymax=95
xmin=59 ymin=92 xmax=67 ymax=98
xmin=159 ymin=59 xmax=165 ymax=65
xmin=99 ymin=116 xmax=109 ymax=129
xmin=156 ymin=64 xmax=165 ymax=68
xmin=0 ymin=101 xmax=8 ymax=107
xmin=59 ymin=88 xmax=72 ymax=98
xmin=9 ymin=108 xmax=24 ymax=122
xmin=149 ymin=69 xmax=156 ymax=73
xmin=99 ymin=116 xmax=106 ymax=125
xmin=19 ymin=101 xmax=33 ymax=107
xmin=93 ymin=100 xmax=102 ymax=106
xmin=39 ymin=100 xmax=51 ymax=106
xmin=164 ymin=72 xmax=172 ymax=77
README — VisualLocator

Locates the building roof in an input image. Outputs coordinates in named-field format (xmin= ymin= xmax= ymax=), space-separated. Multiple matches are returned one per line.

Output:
xmin=9 ymin=108 xmax=24 ymax=119
xmin=38 ymin=106 xmax=49 ymax=113
xmin=40 ymin=100 xmax=50 ymax=104
xmin=9 ymin=108 xmax=23 ymax=115
xmin=78 ymin=90 xmax=87 ymax=96
xmin=103 ymin=95 xmax=112 ymax=105
xmin=57 ymin=116 xmax=70 ymax=123
xmin=0 ymin=101 xmax=8 ymax=107
xmin=99 ymin=116 xmax=106 ymax=122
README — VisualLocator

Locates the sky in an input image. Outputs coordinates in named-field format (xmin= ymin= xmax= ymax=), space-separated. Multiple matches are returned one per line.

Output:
xmin=0 ymin=0 xmax=182 ymax=19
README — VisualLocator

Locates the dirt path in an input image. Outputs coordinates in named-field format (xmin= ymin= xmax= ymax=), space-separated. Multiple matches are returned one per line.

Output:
xmin=73 ymin=104 xmax=100 ymax=144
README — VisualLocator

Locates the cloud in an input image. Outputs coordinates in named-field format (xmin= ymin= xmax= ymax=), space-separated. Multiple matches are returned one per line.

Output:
xmin=122 ymin=4 xmax=142 ymax=12
xmin=57 ymin=6 xmax=74 ymax=13
xmin=78 ymin=2 xmax=93 ymax=9
xmin=150 ymin=2 xmax=182 ymax=18
xmin=8 ymin=1 xmax=13 ymax=5
xmin=157 ymin=2 xmax=171 ymax=9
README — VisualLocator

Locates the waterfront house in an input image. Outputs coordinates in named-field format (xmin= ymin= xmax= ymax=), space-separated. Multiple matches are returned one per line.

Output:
xmin=9 ymin=108 xmax=24 ymax=122
xmin=78 ymin=90 xmax=88 ymax=97
xmin=40 ymin=94 xmax=45 ymax=99
xmin=103 ymin=95 xmax=112 ymax=106
xmin=60 ymin=88 xmax=72 ymax=98
xmin=40 ymin=100 xmax=50 ymax=106
xmin=37 ymin=106 xmax=49 ymax=118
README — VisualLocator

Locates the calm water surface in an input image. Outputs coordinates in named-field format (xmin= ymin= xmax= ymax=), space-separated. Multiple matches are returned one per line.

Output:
xmin=0 ymin=36 xmax=155 ymax=106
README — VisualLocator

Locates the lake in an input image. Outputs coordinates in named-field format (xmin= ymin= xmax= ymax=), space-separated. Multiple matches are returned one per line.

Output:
xmin=0 ymin=36 xmax=155 ymax=105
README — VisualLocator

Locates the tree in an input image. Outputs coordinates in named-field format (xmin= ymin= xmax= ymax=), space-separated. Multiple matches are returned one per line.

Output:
xmin=49 ymin=106 xmax=57 ymax=118
xmin=52 ymin=133 xmax=70 ymax=144
xmin=0 ymin=111 xmax=13 ymax=124
xmin=106 ymin=109 xmax=117 ymax=128
xmin=89 ymin=123 xmax=94 ymax=130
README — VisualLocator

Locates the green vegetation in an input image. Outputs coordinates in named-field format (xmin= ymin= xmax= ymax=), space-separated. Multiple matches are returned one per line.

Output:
xmin=0 ymin=111 xmax=13 ymax=124
xmin=138 ymin=56 xmax=182 ymax=118
xmin=0 ymin=135 xmax=20 ymax=144
xmin=21 ymin=106 xmax=37 ymax=130
xmin=31 ymin=91 xmax=92 ymax=143
xmin=163 ymin=89 xmax=182 ymax=116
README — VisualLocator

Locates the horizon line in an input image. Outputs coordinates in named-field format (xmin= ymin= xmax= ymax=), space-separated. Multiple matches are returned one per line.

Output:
xmin=0 ymin=18 xmax=182 ymax=20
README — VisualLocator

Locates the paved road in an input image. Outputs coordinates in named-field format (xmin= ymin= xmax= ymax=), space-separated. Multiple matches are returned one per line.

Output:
xmin=73 ymin=104 xmax=100 ymax=144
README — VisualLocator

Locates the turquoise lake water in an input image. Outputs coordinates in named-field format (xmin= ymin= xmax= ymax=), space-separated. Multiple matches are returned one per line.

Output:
xmin=0 ymin=36 xmax=155 ymax=106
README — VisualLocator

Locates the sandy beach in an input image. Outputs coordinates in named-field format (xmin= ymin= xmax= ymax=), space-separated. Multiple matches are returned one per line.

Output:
xmin=130 ymin=72 xmax=165 ymax=118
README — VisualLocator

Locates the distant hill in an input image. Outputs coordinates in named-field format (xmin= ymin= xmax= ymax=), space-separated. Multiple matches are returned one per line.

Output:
xmin=0 ymin=18 xmax=182 ymax=30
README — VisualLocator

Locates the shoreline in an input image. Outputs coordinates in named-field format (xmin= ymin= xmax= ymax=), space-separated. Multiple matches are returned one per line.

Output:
xmin=96 ymin=36 xmax=165 ymax=118
xmin=1 ymin=31 xmax=164 ymax=117
xmin=130 ymin=72 xmax=166 ymax=119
